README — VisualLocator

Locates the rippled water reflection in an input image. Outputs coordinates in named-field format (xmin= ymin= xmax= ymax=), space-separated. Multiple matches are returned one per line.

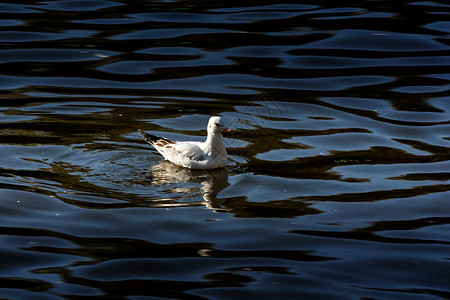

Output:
xmin=1 ymin=0 xmax=450 ymax=299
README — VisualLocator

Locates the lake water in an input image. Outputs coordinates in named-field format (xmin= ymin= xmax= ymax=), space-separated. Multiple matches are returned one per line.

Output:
xmin=1 ymin=0 xmax=450 ymax=299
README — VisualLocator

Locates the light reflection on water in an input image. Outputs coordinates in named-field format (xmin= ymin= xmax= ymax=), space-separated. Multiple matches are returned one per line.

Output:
xmin=0 ymin=0 xmax=450 ymax=299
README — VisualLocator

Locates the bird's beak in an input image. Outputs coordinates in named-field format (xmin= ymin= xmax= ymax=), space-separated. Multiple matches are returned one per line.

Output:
xmin=224 ymin=128 xmax=231 ymax=132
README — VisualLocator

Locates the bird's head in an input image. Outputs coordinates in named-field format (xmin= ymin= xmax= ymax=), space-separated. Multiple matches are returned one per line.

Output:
xmin=208 ymin=116 xmax=230 ymax=134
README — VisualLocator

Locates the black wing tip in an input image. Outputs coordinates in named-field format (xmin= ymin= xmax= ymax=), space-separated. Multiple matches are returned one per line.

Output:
xmin=138 ymin=129 xmax=147 ymax=137
xmin=138 ymin=129 xmax=154 ymax=143
xmin=138 ymin=129 xmax=149 ymax=138
xmin=138 ymin=129 xmax=174 ymax=145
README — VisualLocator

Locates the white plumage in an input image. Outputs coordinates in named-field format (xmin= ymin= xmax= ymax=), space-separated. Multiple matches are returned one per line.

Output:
xmin=138 ymin=116 xmax=230 ymax=169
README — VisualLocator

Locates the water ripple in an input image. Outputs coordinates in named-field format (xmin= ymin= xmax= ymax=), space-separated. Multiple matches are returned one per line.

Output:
xmin=1 ymin=0 xmax=450 ymax=299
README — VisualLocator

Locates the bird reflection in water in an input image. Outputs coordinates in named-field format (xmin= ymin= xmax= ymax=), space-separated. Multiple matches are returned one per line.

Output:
xmin=148 ymin=161 xmax=230 ymax=212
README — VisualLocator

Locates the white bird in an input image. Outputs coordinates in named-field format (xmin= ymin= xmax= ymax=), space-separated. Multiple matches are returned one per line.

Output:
xmin=138 ymin=116 xmax=231 ymax=169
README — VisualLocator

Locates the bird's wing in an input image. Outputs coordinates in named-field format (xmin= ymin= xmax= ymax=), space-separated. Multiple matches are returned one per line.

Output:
xmin=138 ymin=129 xmax=176 ymax=156
xmin=171 ymin=141 xmax=206 ymax=161
xmin=138 ymin=129 xmax=206 ymax=164
xmin=138 ymin=129 xmax=175 ymax=146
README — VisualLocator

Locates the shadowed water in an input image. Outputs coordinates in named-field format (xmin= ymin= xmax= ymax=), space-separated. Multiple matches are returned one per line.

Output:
xmin=0 ymin=0 xmax=449 ymax=299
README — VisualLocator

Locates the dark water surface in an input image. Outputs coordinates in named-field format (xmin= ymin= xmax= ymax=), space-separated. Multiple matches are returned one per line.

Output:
xmin=1 ymin=0 xmax=450 ymax=299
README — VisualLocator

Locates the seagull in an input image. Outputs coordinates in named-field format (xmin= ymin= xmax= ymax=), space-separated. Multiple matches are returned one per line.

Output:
xmin=138 ymin=116 xmax=231 ymax=169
